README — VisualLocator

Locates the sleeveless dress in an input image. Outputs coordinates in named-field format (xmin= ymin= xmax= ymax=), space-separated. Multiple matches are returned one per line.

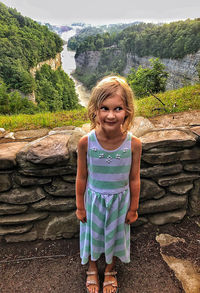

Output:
xmin=80 ymin=129 xmax=132 ymax=265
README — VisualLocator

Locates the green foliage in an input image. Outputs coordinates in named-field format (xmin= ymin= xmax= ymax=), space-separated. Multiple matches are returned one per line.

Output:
xmin=35 ymin=64 xmax=79 ymax=112
xmin=0 ymin=81 xmax=37 ymax=114
xmin=135 ymin=84 xmax=200 ymax=117
xmin=127 ymin=58 xmax=168 ymax=98
xmin=72 ymin=19 xmax=200 ymax=60
xmin=68 ymin=22 xmax=138 ymax=51
xmin=74 ymin=47 xmax=127 ymax=89
xmin=1 ymin=84 xmax=199 ymax=131
xmin=0 ymin=2 xmax=63 ymax=93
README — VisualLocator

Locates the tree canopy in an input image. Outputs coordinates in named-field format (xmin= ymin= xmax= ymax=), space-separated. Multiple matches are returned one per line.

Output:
xmin=70 ymin=19 xmax=200 ymax=60
xmin=0 ymin=2 xmax=63 ymax=93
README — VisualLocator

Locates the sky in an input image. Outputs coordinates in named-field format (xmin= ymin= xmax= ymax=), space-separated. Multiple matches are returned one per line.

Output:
xmin=1 ymin=0 xmax=200 ymax=26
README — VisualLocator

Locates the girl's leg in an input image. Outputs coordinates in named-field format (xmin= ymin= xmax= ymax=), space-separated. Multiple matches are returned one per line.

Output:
xmin=103 ymin=256 xmax=118 ymax=293
xmin=86 ymin=257 xmax=99 ymax=293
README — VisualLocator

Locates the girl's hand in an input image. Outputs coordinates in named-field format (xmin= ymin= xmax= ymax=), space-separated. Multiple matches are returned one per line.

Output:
xmin=76 ymin=208 xmax=87 ymax=223
xmin=125 ymin=210 xmax=138 ymax=225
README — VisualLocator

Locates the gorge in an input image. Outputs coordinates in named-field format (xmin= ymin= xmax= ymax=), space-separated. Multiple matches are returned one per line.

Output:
xmin=75 ymin=48 xmax=200 ymax=90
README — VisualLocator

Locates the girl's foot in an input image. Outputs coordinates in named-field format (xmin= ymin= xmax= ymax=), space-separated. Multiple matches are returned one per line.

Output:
xmin=86 ymin=259 xmax=99 ymax=293
xmin=86 ymin=270 xmax=99 ymax=293
xmin=103 ymin=258 xmax=118 ymax=293
xmin=103 ymin=271 xmax=118 ymax=293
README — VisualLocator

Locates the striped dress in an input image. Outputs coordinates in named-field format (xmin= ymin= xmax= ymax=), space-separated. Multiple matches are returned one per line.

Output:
xmin=80 ymin=129 xmax=132 ymax=265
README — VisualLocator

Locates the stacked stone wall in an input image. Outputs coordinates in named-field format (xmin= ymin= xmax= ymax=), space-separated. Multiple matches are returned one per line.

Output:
xmin=0 ymin=126 xmax=199 ymax=243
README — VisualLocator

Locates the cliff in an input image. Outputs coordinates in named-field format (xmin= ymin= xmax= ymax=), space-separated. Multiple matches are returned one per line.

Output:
xmin=75 ymin=49 xmax=200 ymax=90
xmin=30 ymin=53 xmax=62 ymax=77
xmin=27 ymin=53 xmax=62 ymax=103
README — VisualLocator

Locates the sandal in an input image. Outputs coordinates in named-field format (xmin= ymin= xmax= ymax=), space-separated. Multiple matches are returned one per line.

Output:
xmin=103 ymin=271 xmax=119 ymax=292
xmin=86 ymin=271 xmax=99 ymax=293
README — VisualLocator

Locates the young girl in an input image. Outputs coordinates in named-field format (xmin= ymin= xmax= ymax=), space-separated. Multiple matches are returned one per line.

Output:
xmin=76 ymin=75 xmax=142 ymax=293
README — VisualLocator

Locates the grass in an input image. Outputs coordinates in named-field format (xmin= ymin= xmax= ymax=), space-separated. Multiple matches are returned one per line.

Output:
xmin=0 ymin=109 xmax=89 ymax=131
xmin=135 ymin=84 xmax=200 ymax=117
xmin=0 ymin=84 xmax=200 ymax=131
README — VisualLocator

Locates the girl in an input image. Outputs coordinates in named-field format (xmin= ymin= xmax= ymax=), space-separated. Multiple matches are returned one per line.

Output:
xmin=76 ymin=75 xmax=142 ymax=293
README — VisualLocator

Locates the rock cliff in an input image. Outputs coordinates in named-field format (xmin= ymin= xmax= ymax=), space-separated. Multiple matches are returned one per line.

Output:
xmin=28 ymin=53 xmax=62 ymax=102
xmin=75 ymin=49 xmax=200 ymax=90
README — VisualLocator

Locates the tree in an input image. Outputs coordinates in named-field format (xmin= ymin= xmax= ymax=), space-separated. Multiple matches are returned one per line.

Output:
xmin=127 ymin=58 xmax=168 ymax=98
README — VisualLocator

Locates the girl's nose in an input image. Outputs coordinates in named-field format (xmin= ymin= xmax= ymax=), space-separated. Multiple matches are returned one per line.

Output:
xmin=107 ymin=111 xmax=115 ymax=119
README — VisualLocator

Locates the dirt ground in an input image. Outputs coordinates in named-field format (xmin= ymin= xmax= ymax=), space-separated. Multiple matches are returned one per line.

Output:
xmin=0 ymin=215 xmax=199 ymax=293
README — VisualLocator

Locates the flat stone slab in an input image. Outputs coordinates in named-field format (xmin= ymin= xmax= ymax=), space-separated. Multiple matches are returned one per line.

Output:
xmin=14 ymin=128 xmax=49 ymax=140
xmin=17 ymin=133 xmax=71 ymax=166
xmin=0 ymin=142 xmax=28 ymax=169
xmin=140 ymin=129 xmax=196 ymax=151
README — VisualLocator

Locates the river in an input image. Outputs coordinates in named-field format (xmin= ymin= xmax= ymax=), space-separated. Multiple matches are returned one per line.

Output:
xmin=61 ymin=29 xmax=90 ymax=107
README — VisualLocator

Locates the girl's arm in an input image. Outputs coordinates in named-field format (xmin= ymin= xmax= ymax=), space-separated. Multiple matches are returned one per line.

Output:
xmin=125 ymin=136 xmax=142 ymax=224
xmin=76 ymin=135 xmax=88 ymax=223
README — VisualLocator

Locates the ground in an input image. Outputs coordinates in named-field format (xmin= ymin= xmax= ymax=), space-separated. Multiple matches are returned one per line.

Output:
xmin=0 ymin=216 xmax=199 ymax=293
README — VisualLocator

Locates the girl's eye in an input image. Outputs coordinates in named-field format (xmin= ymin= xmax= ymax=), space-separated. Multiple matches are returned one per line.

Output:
xmin=100 ymin=106 xmax=108 ymax=111
xmin=115 ymin=107 xmax=123 ymax=111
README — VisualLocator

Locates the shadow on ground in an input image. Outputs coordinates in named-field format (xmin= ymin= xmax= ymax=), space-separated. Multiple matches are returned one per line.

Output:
xmin=0 ymin=216 xmax=199 ymax=293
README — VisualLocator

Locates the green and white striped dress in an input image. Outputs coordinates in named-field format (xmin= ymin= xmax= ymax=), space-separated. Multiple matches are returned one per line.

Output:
xmin=80 ymin=129 xmax=132 ymax=265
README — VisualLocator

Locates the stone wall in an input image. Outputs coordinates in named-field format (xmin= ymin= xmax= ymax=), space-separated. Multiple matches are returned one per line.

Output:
xmin=0 ymin=124 xmax=199 ymax=243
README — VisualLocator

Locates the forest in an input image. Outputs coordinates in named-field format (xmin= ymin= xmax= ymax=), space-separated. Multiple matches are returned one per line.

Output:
xmin=70 ymin=19 xmax=200 ymax=90
xmin=69 ymin=19 xmax=200 ymax=59
xmin=0 ymin=2 xmax=79 ymax=114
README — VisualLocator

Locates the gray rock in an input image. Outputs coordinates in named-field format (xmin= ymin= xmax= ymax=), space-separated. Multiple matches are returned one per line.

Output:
xmin=0 ymin=142 xmax=28 ymax=170
xmin=16 ymin=133 xmax=71 ymax=169
xmin=44 ymin=177 xmax=75 ymax=197
xmin=5 ymin=230 xmax=38 ymax=243
xmin=0 ymin=212 xmax=48 ymax=225
xmin=0 ymin=174 xmax=12 ymax=192
xmin=169 ymin=182 xmax=193 ymax=194
xmin=18 ymin=165 xmax=76 ymax=177
xmin=124 ymin=50 xmax=200 ymax=89
xmin=157 ymin=173 xmax=199 ymax=187
xmin=140 ymin=163 xmax=183 ymax=178
xmin=148 ymin=209 xmax=186 ymax=225
xmin=142 ymin=151 xmax=179 ymax=164
xmin=140 ymin=179 xmax=165 ymax=201
xmin=32 ymin=198 xmax=76 ymax=211
xmin=188 ymin=179 xmax=200 ymax=216
xmin=44 ymin=212 xmax=79 ymax=240
xmin=68 ymin=128 xmax=85 ymax=152
xmin=141 ymin=130 xmax=196 ymax=151
xmin=0 ymin=224 xmax=33 ymax=236
xmin=142 ymin=147 xmax=200 ymax=164
xmin=184 ymin=162 xmax=200 ymax=172
xmin=14 ymin=174 xmax=52 ymax=186
xmin=131 ymin=217 xmax=148 ymax=227
xmin=61 ymin=175 xmax=76 ymax=183
xmin=138 ymin=195 xmax=187 ymax=215
xmin=0 ymin=203 xmax=27 ymax=215
xmin=130 ymin=117 xmax=155 ymax=137
xmin=0 ymin=187 xmax=46 ymax=204
xmin=0 ymin=128 xmax=6 ymax=138
xmin=178 ymin=147 xmax=200 ymax=161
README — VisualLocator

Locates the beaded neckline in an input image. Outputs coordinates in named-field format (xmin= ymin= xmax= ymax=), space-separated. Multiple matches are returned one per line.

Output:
xmin=93 ymin=130 xmax=129 ymax=152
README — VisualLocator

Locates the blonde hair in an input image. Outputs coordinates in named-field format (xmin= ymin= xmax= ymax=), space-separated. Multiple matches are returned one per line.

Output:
xmin=88 ymin=75 xmax=135 ymax=132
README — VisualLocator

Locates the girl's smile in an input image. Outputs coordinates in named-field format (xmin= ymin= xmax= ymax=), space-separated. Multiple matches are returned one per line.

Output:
xmin=97 ymin=93 xmax=126 ymax=132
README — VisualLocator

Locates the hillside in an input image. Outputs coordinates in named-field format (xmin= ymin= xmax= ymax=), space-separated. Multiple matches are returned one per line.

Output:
xmin=0 ymin=83 xmax=199 ymax=132
xmin=0 ymin=2 xmax=79 ymax=114
xmin=72 ymin=19 xmax=200 ymax=90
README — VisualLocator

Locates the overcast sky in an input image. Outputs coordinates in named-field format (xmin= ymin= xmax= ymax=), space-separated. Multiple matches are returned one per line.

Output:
xmin=1 ymin=0 xmax=200 ymax=25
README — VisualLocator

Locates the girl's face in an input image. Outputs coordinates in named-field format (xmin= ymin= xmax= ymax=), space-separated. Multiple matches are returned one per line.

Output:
xmin=96 ymin=91 xmax=127 ymax=132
